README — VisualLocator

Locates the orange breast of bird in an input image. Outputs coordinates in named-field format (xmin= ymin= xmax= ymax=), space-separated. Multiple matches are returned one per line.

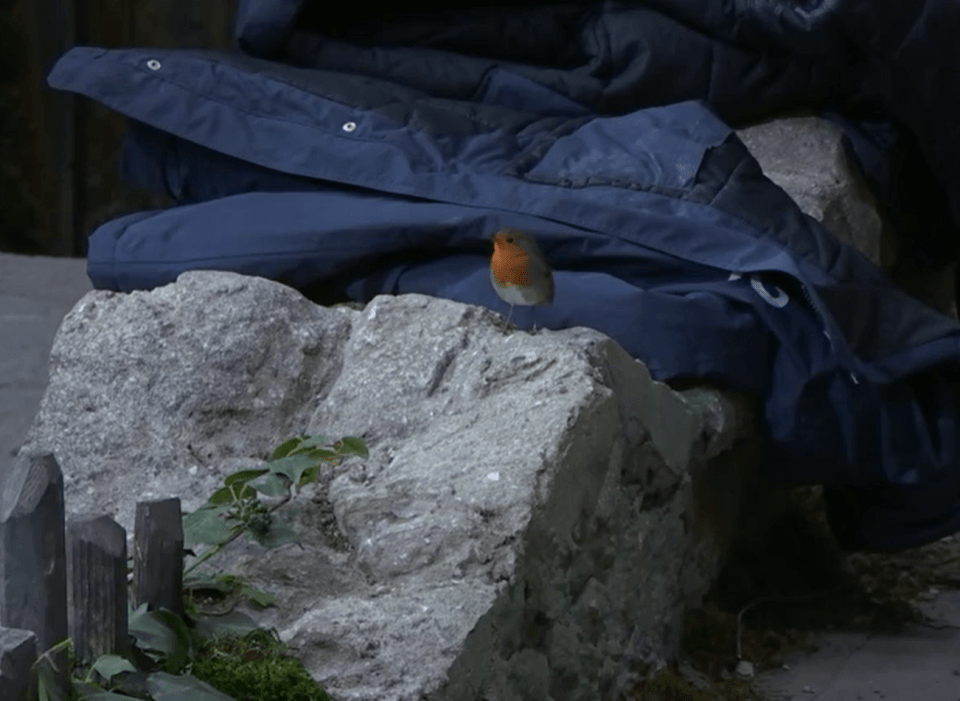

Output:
xmin=491 ymin=235 xmax=531 ymax=287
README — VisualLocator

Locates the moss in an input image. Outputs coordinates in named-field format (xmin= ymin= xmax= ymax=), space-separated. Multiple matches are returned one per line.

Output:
xmin=190 ymin=629 xmax=333 ymax=701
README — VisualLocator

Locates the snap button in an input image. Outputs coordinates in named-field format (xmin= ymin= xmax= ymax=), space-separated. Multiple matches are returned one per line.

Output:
xmin=342 ymin=121 xmax=357 ymax=132
xmin=146 ymin=59 xmax=162 ymax=70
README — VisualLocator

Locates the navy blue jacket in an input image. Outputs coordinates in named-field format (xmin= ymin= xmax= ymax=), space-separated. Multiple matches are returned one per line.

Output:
xmin=48 ymin=0 xmax=960 ymax=550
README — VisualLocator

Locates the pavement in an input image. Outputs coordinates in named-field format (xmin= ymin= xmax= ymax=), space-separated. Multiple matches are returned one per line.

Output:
xmin=0 ymin=252 xmax=91 ymax=461
xmin=755 ymin=591 xmax=960 ymax=700
xmin=3 ymin=252 xmax=960 ymax=700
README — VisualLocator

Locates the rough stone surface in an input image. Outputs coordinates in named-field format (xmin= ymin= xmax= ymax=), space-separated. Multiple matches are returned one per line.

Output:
xmin=738 ymin=117 xmax=895 ymax=272
xmin=20 ymin=271 xmax=760 ymax=701
xmin=738 ymin=116 xmax=957 ymax=318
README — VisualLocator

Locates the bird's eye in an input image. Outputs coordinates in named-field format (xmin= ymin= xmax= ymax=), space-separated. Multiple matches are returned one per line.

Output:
xmin=506 ymin=237 xmax=514 ymax=243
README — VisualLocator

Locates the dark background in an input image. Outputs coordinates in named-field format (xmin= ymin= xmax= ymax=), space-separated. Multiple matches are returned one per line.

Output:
xmin=0 ymin=0 xmax=236 ymax=257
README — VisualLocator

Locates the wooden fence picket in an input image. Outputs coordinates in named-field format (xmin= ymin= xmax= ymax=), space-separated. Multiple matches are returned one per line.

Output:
xmin=0 ymin=627 xmax=38 ymax=701
xmin=0 ymin=453 xmax=189 ymax=692
xmin=134 ymin=497 xmax=184 ymax=614
xmin=67 ymin=514 xmax=128 ymax=663
xmin=0 ymin=452 xmax=70 ymax=697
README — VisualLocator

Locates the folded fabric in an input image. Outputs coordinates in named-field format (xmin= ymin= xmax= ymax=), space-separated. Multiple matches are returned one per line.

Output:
xmin=47 ymin=0 xmax=960 ymax=550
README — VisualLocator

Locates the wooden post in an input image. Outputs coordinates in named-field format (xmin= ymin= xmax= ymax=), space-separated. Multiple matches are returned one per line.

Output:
xmin=67 ymin=514 xmax=128 ymax=664
xmin=0 ymin=452 xmax=69 ymax=695
xmin=0 ymin=627 xmax=37 ymax=701
xmin=134 ymin=498 xmax=183 ymax=614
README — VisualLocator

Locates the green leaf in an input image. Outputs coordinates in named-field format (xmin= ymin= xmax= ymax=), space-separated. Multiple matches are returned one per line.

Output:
xmin=183 ymin=573 xmax=230 ymax=592
xmin=183 ymin=505 xmax=237 ymax=547
xmin=37 ymin=660 xmax=71 ymax=701
xmin=74 ymin=682 xmax=146 ymax=700
xmin=128 ymin=607 xmax=180 ymax=659
xmin=207 ymin=482 xmax=257 ymax=506
xmin=206 ymin=486 xmax=240 ymax=506
xmin=269 ymin=436 xmax=306 ymax=461
xmin=296 ymin=465 xmax=320 ymax=490
xmin=193 ymin=609 xmax=262 ymax=641
xmin=250 ymin=516 xmax=300 ymax=550
xmin=223 ymin=468 xmax=269 ymax=488
xmin=198 ymin=574 xmax=274 ymax=608
xmin=265 ymin=453 xmax=321 ymax=485
xmin=212 ymin=573 xmax=245 ymax=590
xmin=239 ymin=583 xmax=276 ymax=608
xmin=146 ymin=671 xmax=237 ymax=701
xmin=34 ymin=638 xmax=73 ymax=701
xmin=289 ymin=434 xmax=330 ymax=452
xmin=211 ymin=470 xmax=269 ymax=504
xmin=183 ymin=572 xmax=273 ymax=609
xmin=151 ymin=608 xmax=193 ymax=674
xmin=90 ymin=654 xmax=137 ymax=683
xmin=335 ymin=436 xmax=369 ymax=458
xmin=248 ymin=471 xmax=291 ymax=497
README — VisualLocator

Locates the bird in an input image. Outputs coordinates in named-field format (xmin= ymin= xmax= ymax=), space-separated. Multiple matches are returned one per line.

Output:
xmin=489 ymin=227 xmax=554 ymax=331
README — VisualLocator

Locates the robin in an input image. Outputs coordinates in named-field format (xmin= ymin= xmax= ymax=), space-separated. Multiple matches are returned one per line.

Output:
xmin=489 ymin=227 xmax=554 ymax=331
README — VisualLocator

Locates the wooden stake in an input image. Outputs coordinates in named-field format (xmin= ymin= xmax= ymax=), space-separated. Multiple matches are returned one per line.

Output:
xmin=67 ymin=514 xmax=128 ymax=663
xmin=133 ymin=498 xmax=183 ymax=614
xmin=0 ymin=452 xmax=69 ymax=696
xmin=0 ymin=627 xmax=38 ymax=701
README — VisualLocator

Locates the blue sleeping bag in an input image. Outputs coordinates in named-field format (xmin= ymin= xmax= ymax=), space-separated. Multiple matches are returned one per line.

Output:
xmin=47 ymin=0 xmax=960 ymax=550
